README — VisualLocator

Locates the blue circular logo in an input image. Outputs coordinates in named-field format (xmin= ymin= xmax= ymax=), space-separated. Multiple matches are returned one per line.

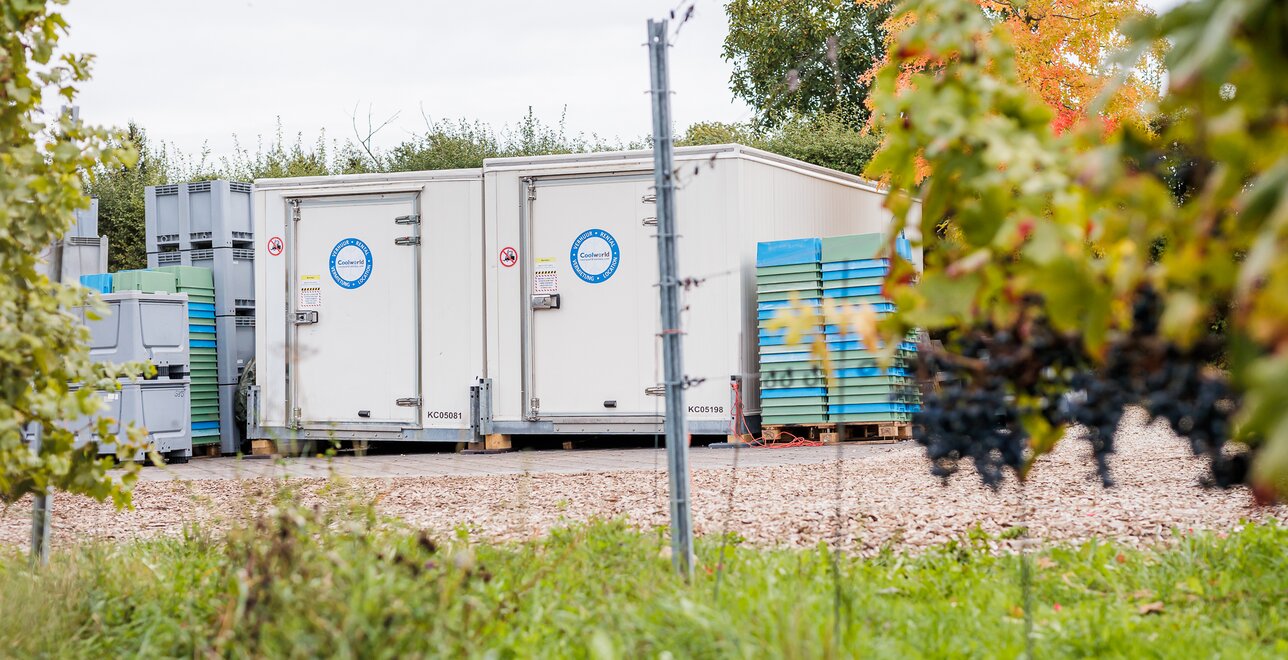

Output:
xmin=329 ymin=238 xmax=373 ymax=289
xmin=570 ymin=228 xmax=620 ymax=284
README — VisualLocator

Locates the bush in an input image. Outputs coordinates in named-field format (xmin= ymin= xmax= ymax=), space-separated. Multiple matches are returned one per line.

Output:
xmin=679 ymin=112 xmax=881 ymax=177
xmin=0 ymin=489 xmax=1284 ymax=657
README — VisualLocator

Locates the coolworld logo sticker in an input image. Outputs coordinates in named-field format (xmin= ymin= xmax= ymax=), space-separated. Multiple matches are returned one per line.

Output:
xmin=569 ymin=228 xmax=620 ymax=284
xmin=330 ymin=237 xmax=373 ymax=289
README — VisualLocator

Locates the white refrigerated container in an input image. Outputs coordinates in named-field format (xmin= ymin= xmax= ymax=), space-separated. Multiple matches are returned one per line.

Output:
xmin=251 ymin=169 xmax=485 ymax=442
xmin=250 ymin=145 xmax=911 ymax=443
xmin=481 ymin=144 xmax=908 ymax=437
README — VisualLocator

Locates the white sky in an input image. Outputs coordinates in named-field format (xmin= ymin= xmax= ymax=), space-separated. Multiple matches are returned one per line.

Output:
xmin=61 ymin=0 xmax=1188 ymax=160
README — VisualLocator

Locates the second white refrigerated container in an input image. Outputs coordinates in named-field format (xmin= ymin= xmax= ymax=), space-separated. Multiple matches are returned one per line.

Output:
xmin=480 ymin=144 xmax=907 ymax=438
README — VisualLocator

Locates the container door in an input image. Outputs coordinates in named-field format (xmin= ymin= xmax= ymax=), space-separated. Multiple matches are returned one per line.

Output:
xmin=527 ymin=176 xmax=658 ymax=418
xmin=291 ymin=193 xmax=421 ymax=427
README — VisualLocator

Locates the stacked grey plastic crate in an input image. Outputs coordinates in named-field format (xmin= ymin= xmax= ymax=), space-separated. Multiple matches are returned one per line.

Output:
xmin=37 ymin=197 xmax=109 ymax=282
xmin=146 ymin=181 xmax=255 ymax=454
xmin=75 ymin=291 xmax=193 ymax=462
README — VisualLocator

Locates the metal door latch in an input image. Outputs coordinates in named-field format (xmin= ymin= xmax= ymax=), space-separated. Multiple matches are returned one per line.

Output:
xmin=645 ymin=385 xmax=666 ymax=396
xmin=396 ymin=397 xmax=422 ymax=407
xmin=530 ymin=293 xmax=561 ymax=310
xmin=395 ymin=236 xmax=421 ymax=246
xmin=642 ymin=216 xmax=658 ymax=226
xmin=293 ymin=311 xmax=319 ymax=325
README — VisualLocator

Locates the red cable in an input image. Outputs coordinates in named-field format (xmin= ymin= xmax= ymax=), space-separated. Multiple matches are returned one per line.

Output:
xmin=730 ymin=381 xmax=824 ymax=448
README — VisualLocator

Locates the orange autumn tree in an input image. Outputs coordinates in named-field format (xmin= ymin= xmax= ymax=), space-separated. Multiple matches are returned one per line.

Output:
xmin=861 ymin=0 xmax=1165 ymax=132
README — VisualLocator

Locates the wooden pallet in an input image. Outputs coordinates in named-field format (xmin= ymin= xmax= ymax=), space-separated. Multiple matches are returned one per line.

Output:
xmin=762 ymin=422 xmax=912 ymax=444
xmin=193 ymin=443 xmax=222 ymax=458
xmin=250 ymin=439 xmax=277 ymax=456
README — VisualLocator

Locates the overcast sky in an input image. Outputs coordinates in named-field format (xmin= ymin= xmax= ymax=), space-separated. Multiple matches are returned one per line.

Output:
xmin=61 ymin=0 xmax=1188 ymax=160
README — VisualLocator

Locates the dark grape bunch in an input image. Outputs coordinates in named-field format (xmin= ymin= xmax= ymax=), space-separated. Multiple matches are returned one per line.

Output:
xmin=913 ymin=289 xmax=1249 ymax=490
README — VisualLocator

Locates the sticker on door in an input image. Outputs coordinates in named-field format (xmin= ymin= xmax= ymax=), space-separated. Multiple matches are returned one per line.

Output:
xmin=534 ymin=257 xmax=559 ymax=294
xmin=330 ymin=238 xmax=373 ymax=289
xmin=299 ymin=274 xmax=322 ymax=308
xmin=569 ymin=228 xmax=619 ymax=284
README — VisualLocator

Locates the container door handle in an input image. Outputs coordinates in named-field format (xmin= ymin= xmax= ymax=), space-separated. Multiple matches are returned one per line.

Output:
xmin=530 ymin=294 xmax=561 ymax=310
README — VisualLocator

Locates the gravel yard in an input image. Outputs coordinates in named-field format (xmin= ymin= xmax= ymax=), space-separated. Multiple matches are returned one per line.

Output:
xmin=1 ymin=408 xmax=1281 ymax=552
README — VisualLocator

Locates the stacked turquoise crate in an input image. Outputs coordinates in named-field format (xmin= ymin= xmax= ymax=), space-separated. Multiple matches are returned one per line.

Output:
xmin=756 ymin=238 xmax=828 ymax=425
xmin=155 ymin=266 xmax=220 ymax=447
xmin=756 ymin=233 xmax=919 ymax=427
xmin=820 ymin=233 xmax=920 ymax=424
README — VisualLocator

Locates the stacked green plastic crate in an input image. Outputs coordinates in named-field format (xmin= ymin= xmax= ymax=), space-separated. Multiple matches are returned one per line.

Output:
xmin=819 ymin=233 xmax=920 ymax=423
xmin=756 ymin=238 xmax=828 ymax=424
xmin=112 ymin=269 xmax=176 ymax=295
xmin=155 ymin=266 xmax=221 ymax=447
xmin=756 ymin=234 xmax=919 ymax=427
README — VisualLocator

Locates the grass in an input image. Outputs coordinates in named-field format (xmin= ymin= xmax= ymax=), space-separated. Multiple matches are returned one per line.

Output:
xmin=0 ymin=489 xmax=1283 ymax=658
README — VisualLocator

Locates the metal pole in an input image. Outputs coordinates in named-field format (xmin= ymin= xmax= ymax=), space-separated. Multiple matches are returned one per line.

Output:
xmin=29 ymin=424 xmax=51 ymax=566
xmin=29 ymin=106 xmax=78 ymax=567
xmin=647 ymin=18 xmax=694 ymax=580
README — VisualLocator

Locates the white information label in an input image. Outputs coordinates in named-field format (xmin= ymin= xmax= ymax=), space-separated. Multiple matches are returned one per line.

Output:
xmin=534 ymin=257 xmax=559 ymax=295
xmin=299 ymin=274 xmax=322 ymax=308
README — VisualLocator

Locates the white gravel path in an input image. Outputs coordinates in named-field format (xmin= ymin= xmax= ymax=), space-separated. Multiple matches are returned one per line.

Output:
xmin=1 ymin=408 xmax=1281 ymax=552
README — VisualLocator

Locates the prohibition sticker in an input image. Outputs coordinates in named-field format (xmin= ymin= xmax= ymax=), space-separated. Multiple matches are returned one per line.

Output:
xmin=267 ymin=236 xmax=284 ymax=256
xmin=499 ymin=246 xmax=518 ymax=268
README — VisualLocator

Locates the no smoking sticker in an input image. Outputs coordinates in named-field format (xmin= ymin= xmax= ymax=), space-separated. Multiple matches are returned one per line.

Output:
xmin=499 ymin=246 xmax=518 ymax=268
xmin=267 ymin=236 xmax=284 ymax=256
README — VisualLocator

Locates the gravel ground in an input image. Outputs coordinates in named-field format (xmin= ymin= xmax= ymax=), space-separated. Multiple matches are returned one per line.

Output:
xmin=1 ymin=408 xmax=1281 ymax=553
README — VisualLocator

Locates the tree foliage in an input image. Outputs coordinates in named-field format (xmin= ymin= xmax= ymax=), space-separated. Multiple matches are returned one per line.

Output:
xmin=678 ymin=111 xmax=881 ymax=177
xmin=1 ymin=0 xmax=146 ymax=505
xmin=85 ymin=124 xmax=167 ymax=271
xmin=861 ymin=0 xmax=1165 ymax=132
xmin=863 ymin=0 xmax=1288 ymax=499
xmin=381 ymin=108 xmax=636 ymax=173
xmin=724 ymin=0 xmax=891 ymax=129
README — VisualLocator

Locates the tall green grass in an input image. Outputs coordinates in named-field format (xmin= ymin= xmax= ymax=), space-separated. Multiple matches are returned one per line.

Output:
xmin=0 ymin=489 xmax=1283 ymax=658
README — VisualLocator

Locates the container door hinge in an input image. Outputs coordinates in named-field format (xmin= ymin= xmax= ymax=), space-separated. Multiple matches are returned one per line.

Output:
xmin=642 ymin=192 xmax=657 ymax=204
xmin=645 ymin=385 xmax=666 ymax=396
xmin=395 ymin=214 xmax=420 ymax=225
xmin=642 ymin=216 xmax=658 ymax=227
xmin=396 ymin=397 xmax=422 ymax=407
xmin=525 ymin=178 xmax=537 ymax=201
xmin=290 ymin=200 xmax=302 ymax=221
xmin=395 ymin=236 xmax=421 ymax=246
xmin=530 ymin=397 xmax=540 ymax=416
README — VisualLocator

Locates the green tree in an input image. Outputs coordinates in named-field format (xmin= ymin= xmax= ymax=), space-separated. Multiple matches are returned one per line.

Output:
xmin=723 ymin=0 xmax=891 ymax=129
xmin=221 ymin=122 xmax=359 ymax=180
xmin=385 ymin=108 xmax=635 ymax=172
xmin=86 ymin=123 xmax=168 ymax=271
xmin=1 ymin=0 xmax=146 ymax=505
xmin=678 ymin=112 xmax=881 ymax=177
xmin=858 ymin=0 xmax=1288 ymax=497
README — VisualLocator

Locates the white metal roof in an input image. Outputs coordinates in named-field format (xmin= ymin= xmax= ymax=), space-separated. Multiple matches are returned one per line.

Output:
xmin=483 ymin=143 xmax=884 ymax=193
xmin=253 ymin=143 xmax=885 ymax=194
xmin=253 ymin=167 xmax=482 ymax=191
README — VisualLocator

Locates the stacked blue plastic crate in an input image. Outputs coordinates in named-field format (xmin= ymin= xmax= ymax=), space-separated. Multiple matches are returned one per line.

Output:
xmin=819 ymin=234 xmax=920 ymax=424
xmin=756 ymin=238 xmax=827 ymax=425
xmin=756 ymin=233 xmax=919 ymax=428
